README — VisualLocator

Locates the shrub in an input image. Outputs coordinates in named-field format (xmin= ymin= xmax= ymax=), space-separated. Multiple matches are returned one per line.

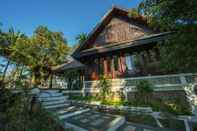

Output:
xmin=99 ymin=75 xmax=112 ymax=101
xmin=0 ymin=89 xmax=69 ymax=131
xmin=136 ymin=80 xmax=153 ymax=105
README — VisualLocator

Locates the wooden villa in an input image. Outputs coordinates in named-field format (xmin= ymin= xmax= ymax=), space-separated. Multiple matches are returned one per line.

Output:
xmin=72 ymin=6 xmax=170 ymax=80
xmin=52 ymin=7 xmax=197 ymax=108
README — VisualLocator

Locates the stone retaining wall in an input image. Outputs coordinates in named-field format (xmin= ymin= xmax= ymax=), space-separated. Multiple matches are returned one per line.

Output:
xmin=127 ymin=89 xmax=188 ymax=104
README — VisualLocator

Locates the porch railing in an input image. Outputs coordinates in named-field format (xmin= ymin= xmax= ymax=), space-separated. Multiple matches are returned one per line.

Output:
xmin=83 ymin=73 xmax=197 ymax=92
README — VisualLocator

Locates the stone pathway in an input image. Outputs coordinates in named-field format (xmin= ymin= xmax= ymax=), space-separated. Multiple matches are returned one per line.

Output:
xmin=38 ymin=90 xmax=186 ymax=131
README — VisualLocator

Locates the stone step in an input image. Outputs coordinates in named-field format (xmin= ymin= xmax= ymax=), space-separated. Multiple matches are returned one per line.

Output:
xmin=44 ymin=103 xmax=70 ymax=109
xmin=42 ymin=99 xmax=68 ymax=106
xmin=107 ymin=116 xmax=125 ymax=131
xmin=57 ymin=106 xmax=87 ymax=116
xmin=57 ymin=106 xmax=76 ymax=114
xmin=39 ymin=95 xmax=66 ymax=102
xmin=59 ymin=108 xmax=90 ymax=120
xmin=39 ymin=92 xmax=63 ymax=98
xmin=41 ymin=90 xmax=60 ymax=93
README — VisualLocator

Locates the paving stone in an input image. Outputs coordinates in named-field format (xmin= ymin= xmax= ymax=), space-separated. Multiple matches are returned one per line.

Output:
xmin=143 ymin=129 xmax=153 ymax=131
xmin=124 ymin=125 xmax=136 ymax=131
xmin=90 ymin=119 xmax=105 ymax=126
xmin=80 ymin=118 xmax=89 ymax=123
xmin=103 ymin=116 xmax=111 ymax=119
xmin=72 ymin=115 xmax=84 ymax=120
xmin=84 ymin=112 xmax=92 ymax=116
xmin=89 ymin=115 xmax=100 ymax=119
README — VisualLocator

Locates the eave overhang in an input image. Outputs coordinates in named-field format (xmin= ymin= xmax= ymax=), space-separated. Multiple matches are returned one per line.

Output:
xmin=76 ymin=32 xmax=171 ymax=58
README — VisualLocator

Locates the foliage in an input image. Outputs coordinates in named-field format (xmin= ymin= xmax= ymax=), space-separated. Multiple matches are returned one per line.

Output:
xmin=136 ymin=80 xmax=153 ymax=105
xmin=136 ymin=80 xmax=153 ymax=93
xmin=62 ymin=70 xmax=83 ymax=90
xmin=137 ymin=0 xmax=197 ymax=72
xmin=101 ymin=99 xmax=125 ymax=106
xmin=98 ymin=75 xmax=112 ymax=101
xmin=158 ymin=118 xmax=185 ymax=131
xmin=0 ymin=88 xmax=69 ymax=131
xmin=0 ymin=28 xmax=23 ymax=85
xmin=75 ymin=33 xmax=88 ymax=44
xmin=69 ymin=95 xmax=100 ymax=102
xmin=158 ymin=28 xmax=197 ymax=72
xmin=126 ymin=113 xmax=157 ymax=127
xmin=7 ymin=26 xmax=70 ymax=87
xmin=71 ymin=33 xmax=88 ymax=53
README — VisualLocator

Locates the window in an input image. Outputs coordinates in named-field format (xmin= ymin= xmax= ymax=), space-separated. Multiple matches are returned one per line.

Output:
xmin=125 ymin=54 xmax=136 ymax=70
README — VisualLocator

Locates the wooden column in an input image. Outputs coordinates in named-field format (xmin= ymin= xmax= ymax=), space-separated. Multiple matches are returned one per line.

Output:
xmin=111 ymin=58 xmax=115 ymax=79
xmin=103 ymin=57 xmax=108 ymax=76
xmin=119 ymin=53 xmax=126 ymax=73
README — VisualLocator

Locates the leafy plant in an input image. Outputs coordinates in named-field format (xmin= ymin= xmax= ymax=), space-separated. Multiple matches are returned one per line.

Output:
xmin=0 ymin=89 xmax=69 ymax=131
xmin=137 ymin=0 xmax=197 ymax=72
xmin=99 ymin=75 xmax=112 ymax=101
xmin=136 ymin=80 xmax=153 ymax=105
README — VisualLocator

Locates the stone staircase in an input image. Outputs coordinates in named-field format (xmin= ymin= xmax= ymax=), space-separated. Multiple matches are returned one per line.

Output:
xmin=38 ymin=90 xmax=125 ymax=131
xmin=184 ymin=84 xmax=197 ymax=116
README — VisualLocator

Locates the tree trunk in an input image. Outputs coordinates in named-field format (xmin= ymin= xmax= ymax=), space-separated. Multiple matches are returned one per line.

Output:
xmin=49 ymin=74 xmax=53 ymax=89
xmin=18 ymin=65 xmax=24 ymax=80
xmin=31 ymin=73 xmax=36 ymax=88
xmin=1 ymin=60 xmax=10 ymax=83
xmin=31 ymin=72 xmax=38 ymax=88
xmin=13 ymin=64 xmax=19 ymax=81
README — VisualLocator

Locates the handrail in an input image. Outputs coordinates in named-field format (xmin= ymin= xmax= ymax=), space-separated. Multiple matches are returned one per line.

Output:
xmin=84 ymin=73 xmax=197 ymax=83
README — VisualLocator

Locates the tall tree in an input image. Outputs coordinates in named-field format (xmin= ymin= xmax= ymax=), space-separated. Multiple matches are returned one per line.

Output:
xmin=75 ymin=33 xmax=88 ymax=44
xmin=138 ymin=0 xmax=197 ymax=72
xmin=72 ymin=33 xmax=88 ymax=53
xmin=0 ymin=28 xmax=23 ymax=84
xmin=10 ymin=26 xmax=70 ymax=87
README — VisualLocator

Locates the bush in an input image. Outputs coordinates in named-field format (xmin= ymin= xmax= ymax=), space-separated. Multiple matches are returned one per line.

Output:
xmin=0 ymin=89 xmax=69 ymax=131
xmin=136 ymin=80 xmax=153 ymax=93
xmin=136 ymin=80 xmax=153 ymax=105
xmin=150 ymin=98 xmax=191 ymax=115
xmin=101 ymin=99 xmax=126 ymax=106
xmin=69 ymin=95 xmax=99 ymax=102
xmin=99 ymin=75 xmax=112 ymax=101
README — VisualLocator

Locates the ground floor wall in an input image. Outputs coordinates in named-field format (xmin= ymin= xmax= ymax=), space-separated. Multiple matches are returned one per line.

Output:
xmin=81 ymin=43 xmax=164 ymax=81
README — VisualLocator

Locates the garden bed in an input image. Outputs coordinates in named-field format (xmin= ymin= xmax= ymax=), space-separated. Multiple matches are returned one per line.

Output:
xmin=158 ymin=118 xmax=186 ymax=131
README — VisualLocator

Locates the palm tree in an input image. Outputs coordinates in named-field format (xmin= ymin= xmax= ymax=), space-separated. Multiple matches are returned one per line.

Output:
xmin=75 ymin=33 xmax=88 ymax=44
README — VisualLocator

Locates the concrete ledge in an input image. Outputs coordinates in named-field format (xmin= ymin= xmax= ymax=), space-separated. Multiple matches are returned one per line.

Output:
xmin=44 ymin=103 xmax=70 ymax=109
xmin=59 ymin=109 xmax=90 ymax=120
xmin=64 ymin=122 xmax=87 ymax=131
xmin=71 ymin=100 xmax=153 ymax=114
xmin=107 ymin=116 xmax=125 ymax=131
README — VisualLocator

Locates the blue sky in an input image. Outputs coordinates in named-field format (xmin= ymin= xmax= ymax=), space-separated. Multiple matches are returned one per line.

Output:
xmin=0 ymin=0 xmax=142 ymax=46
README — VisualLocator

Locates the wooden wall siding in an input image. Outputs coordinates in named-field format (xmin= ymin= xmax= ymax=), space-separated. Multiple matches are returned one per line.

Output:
xmin=93 ymin=17 xmax=152 ymax=47
xmin=85 ymin=52 xmax=163 ymax=80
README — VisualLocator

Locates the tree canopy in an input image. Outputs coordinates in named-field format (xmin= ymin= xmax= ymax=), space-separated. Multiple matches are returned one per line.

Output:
xmin=0 ymin=26 xmax=71 ymax=87
xmin=137 ymin=0 xmax=197 ymax=72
